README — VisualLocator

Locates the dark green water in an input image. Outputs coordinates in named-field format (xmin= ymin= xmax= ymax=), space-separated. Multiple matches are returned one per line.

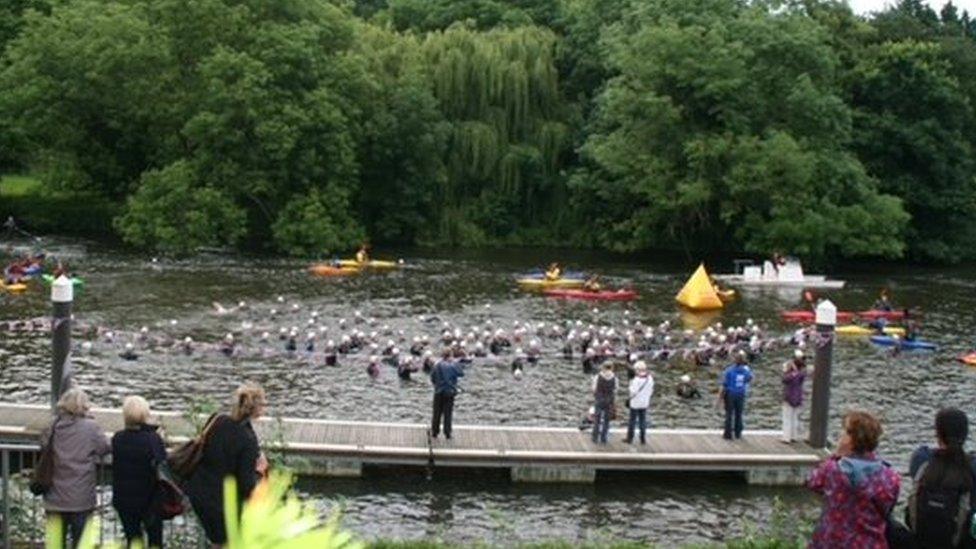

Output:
xmin=2 ymin=240 xmax=973 ymax=544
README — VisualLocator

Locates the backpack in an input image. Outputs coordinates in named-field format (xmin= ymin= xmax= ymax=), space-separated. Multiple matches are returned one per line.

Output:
xmin=909 ymin=461 xmax=972 ymax=548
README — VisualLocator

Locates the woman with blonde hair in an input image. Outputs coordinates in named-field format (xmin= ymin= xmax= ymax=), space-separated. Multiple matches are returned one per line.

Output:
xmin=42 ymin=388 xmax=111 ymax=548
xmin=185 ymin=383 xmax=268 ymax=545
xmin=112 ymin=395 xmax=166 ymax=548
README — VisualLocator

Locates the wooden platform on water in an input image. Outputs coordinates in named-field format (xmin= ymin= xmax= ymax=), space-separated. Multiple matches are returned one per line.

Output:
xmin=0 ymin=402 xmax=826 ymax=484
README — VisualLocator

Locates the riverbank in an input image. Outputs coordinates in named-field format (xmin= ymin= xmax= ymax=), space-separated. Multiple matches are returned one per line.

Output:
xmin=0 ymin=174 xmax=118 ymax=238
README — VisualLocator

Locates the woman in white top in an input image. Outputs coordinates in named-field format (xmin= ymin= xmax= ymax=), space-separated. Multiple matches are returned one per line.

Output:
xmin=625 ymin=361 xmax=654 ymax=444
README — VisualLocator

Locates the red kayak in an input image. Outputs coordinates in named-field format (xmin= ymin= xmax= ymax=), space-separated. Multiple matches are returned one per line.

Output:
xmin=543 ymin=289 xmax=639 ymax=301
xmin=857 ymin=309 xmax=911 ymax=320
xmin=780 ymin=310 xmax=855 ymax=323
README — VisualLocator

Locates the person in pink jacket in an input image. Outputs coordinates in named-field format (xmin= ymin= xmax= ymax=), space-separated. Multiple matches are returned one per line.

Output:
xmin=809 ymin=410 xmax=901 ymax=548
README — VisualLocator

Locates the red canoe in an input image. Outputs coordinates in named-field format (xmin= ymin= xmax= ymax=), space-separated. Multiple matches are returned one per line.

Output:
xmin=857 ymin=309 xmax=911 ymax=320
xmin=780 ymin=310 xmax=855 ymax=323
xmin=543 ymin=289 xmax=639 ymax=301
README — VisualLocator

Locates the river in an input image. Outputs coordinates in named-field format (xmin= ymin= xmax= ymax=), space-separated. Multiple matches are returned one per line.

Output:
xmin=2 ymin=240 xmax=972 ymax=544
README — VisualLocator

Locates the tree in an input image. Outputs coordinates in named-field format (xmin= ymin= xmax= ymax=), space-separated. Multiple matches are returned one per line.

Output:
xmin=114 ymin=161 xmax=246 ymax=255
xmin=851 ymin=40 xmax=976 ymax=261
xmin=572 ymin=0 xmax=908 ymax=259
xmin=421 ymin=25 xmax=572 ymax=244
xmin=271 ymin=188 xmax=364 ymax=256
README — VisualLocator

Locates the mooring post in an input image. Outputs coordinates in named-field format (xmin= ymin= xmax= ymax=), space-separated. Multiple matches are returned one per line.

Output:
xmin=50 ymin=275 xmax=74 ymax=411
xmin=808 ymin=299 xmax=836 ymax=449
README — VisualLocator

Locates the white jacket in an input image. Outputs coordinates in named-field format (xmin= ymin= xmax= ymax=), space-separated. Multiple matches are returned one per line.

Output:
xmin=628 ymin=374 xmax=654 ymax=410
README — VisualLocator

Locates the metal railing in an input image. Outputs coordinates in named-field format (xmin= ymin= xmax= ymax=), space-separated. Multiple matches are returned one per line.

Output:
xmin=1 ymin=443 xmax=207 ymax=548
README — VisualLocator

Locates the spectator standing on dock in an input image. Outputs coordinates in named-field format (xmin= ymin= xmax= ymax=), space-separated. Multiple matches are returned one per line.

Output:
xmin=112 ymin=395 xmax=166 ymax=548
xmin=430 ymin=349 xmax=465 ymax=439
xmin=42 ymin=388 xmax=111 ymax=548
xmin=781 ymin=349 xmax=808 ymax=444
xmin=591 ymin=362 xmax=618 ymax=444
xmin=625 ymin=361 xmax=653 ymax=445
xmin=719 ymin=351 xmax=753 ymax=440
xmin=809 ymin=411 xmax=900 ymax=548
xmin=186 ymin=383 xmax=268 ymax=545
xmin=905 ymin=408 xmax=976 ymax=549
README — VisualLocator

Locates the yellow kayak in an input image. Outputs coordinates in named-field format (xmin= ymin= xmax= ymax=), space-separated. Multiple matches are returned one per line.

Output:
xmin=338 ymin=259 xmax=400 ymax=270
xmin=0 ymin=281 xmax=28 ymax=293
xmin=836 ymin=325 xmax=906 ymax=337
xmin=517 ymin=278 xmax=585 ymax=291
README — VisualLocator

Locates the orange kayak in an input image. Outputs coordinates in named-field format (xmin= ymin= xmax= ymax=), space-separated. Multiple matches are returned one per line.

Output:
xmin=309 ymin=264 xmax=360 ymax=277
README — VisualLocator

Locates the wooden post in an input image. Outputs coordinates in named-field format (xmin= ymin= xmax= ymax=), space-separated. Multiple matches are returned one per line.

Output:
xmin=808 ymin=299 xmax=836 ymax=449
xmin=51 ymin=275 xmax=73 ymax=411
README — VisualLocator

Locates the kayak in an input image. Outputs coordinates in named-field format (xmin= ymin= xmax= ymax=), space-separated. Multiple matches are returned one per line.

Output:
xmin=780 ymin=310 xmax=855 ymax=323
xmin=40 ymin=274 xmax=85 ymax=287
xmin=958 ymin=353 xmax=976 ymax=366
xmin=857 ymin=310 xmax=909 ymax=321
xmin=869 ymin=335 xmax=937 ymax=351
xmin=543 ymin=289 xmax=639 ymax=301
xmin=522 ymin=270 xmax=586 ymax=281
xmin=836 ymin=325 xmax=906 ymax=337
xmin=309 ymin=264 xmax=360 ymax=277
xmin=0 ymin=281 xmax=28 ymax=293
xmin=517 ymin=278 xmax=585 ymax=291
xmin=338 ymin=259 xmax=400 ymax=270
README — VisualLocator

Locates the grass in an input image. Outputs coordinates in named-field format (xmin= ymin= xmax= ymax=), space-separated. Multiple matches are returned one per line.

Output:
xmin=0 ymin=173 xmax=120 ymax=237
xmin=0 ymin=174 xmax=42 ymax=197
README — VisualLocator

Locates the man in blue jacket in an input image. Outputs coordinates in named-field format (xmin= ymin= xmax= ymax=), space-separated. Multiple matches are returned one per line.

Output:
xmin=431 ymin=349 xmax=465 ymax=439
xmin=720 ymin=351 xmax=754 ymax=440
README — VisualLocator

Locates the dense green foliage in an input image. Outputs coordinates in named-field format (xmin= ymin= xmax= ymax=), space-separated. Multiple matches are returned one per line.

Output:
xmin=2 ymin=0 xmax=975 ymax=260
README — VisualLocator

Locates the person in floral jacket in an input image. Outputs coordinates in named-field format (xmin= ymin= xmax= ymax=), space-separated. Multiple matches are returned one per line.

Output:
xmin=809 ymin=410 xmax=901 ymax=548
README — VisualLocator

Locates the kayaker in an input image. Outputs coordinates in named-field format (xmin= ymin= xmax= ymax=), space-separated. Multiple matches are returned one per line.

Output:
xmin=355 ymin=244 xmax=370 ymax=264
xmin=583 ymin=275 xmax=602 ymax=292
xmin=873 ymin=289 xmax=893 ymax=312
xmin=868 ymin=316 xmax=889 ymax=335
xmin=904 ymin=318 xmax=919 ymax=341
xmin=544 ymin=263 xmax=562 ymax=281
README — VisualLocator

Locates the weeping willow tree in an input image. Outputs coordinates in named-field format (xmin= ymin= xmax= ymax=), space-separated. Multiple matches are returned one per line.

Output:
xmin=422 ymin=25 xmax=571 ymax=244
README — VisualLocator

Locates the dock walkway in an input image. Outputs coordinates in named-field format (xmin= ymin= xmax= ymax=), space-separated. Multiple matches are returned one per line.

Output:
xmin=0 ymin=403 xmax=825 ymax=484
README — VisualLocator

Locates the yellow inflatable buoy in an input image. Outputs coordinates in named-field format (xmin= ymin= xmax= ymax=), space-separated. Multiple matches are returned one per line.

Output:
xmin=676 ymin=263 xmax=724 ymax=311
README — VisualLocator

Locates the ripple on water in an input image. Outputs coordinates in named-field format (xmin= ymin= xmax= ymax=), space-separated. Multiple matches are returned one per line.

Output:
xmin=2 ymin=241 xmax=974 ymax=543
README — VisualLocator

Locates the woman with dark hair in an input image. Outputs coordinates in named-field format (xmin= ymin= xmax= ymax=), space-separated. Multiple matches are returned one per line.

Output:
xmin=907 ymin=408 xmax=976 ymax=549
xmin=809 ymin=410 xmax=901 ymax=548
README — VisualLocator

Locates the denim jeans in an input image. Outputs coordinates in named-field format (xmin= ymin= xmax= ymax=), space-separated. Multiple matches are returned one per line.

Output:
xmin=591 ymin=405 xmax=611 ymax=443
xmin=724 ymin=392 xmax=746 ymax=439
xmin=626 ymin=408 xmax=648 ymax=443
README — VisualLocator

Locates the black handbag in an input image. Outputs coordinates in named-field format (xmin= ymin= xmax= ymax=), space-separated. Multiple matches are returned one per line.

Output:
xmin=29 ymin=417 xmax=59 ymax=496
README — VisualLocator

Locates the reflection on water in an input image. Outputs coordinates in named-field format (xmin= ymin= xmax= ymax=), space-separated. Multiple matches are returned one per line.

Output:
xmin=2 ymin=240 xmax=973 ymax=542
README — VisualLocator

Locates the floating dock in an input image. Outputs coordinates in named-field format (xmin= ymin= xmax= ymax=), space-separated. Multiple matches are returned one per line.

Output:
xmin=0 ymin=402 xmax=825 ymax=485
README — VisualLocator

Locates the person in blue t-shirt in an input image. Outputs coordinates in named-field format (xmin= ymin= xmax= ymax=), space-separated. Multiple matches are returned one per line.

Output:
xmin=430 ymin=349 xmax=465 ymax=440
xmin=720 ymin=351 xmax=754 ymax=440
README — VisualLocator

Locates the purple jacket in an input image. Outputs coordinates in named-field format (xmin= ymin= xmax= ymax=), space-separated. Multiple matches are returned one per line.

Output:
xmin=782 ymin=364 xmax=805 ymax=408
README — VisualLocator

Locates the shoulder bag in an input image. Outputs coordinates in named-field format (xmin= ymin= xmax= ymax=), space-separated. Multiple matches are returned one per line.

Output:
xmin=167 ymin=413 xmax=224 ymax=480
xmin=29 ymin=417 xmax=59 ymax=496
